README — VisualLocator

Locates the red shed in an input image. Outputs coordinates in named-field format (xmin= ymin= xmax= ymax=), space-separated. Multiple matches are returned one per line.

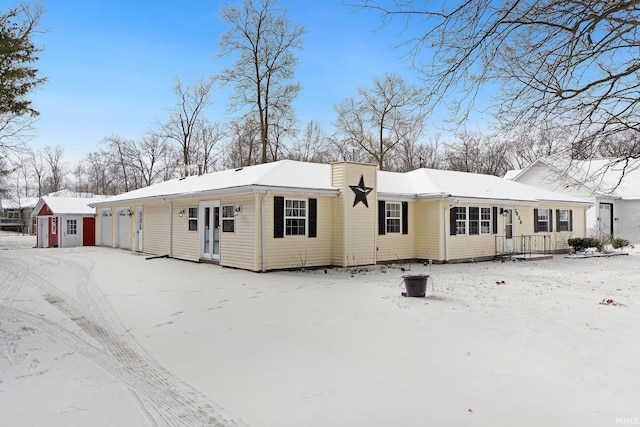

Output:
xmin=33 ymin=197 xmax=96 ymax=248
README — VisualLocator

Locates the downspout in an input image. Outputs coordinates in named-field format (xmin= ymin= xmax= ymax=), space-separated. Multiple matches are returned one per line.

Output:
xmin=261 ymin=191 xmax=271 ymax=272
xmin=444 ymin=199 xmax=460 ymax=263
xmin=162 ymin=198 xmax=173 ymax=258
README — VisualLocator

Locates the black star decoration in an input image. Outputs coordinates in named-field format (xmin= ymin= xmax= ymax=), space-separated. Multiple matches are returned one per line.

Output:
xmin=350 ymin=174 xmax=373 ymax=208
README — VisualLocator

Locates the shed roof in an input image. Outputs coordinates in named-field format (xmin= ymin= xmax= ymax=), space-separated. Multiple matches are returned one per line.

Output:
xmin=33 ymin=197 xmax=99 ymax=216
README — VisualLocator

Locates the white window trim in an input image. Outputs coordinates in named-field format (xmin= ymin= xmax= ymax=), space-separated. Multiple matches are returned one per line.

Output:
xmin=284 ymin=198 xmax=307 ymax=237
xmin=188 ymin=207 xmax=198 ymax=231
xmin=456 ymin=206 xmax=492 ymax=236
xmin=558 ymin=209 xmax=570 ymax=232
xmin=386 ymin=202 xmax=402 ymax=234
xmin=221 ymin=204 xmax=235 ymax=233
xmin=537 ymin=209 xmax=550 ymax=232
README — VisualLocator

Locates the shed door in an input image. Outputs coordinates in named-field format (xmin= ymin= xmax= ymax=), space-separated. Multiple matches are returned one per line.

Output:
xmin=37 ymin=217 xmax=49 ymax=248
xmin=100 ymin=209 xmax=113 ymax=246
xmin=117 ymin=208 xmax=132 ymax=249
xmin=83 ymin=217 xmax=96 ymax=246
xmin=63 ymin=217 xmax=81 ymax=248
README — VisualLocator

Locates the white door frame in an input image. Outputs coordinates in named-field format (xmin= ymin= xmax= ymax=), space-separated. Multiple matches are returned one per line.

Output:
xmin=135 ymin=207 xmax=143 ymax=252
xmin=199 ymin=201 xmax=220 ymax=261
xmin=503 ymin=207 xmax=515 ymax=253
xmin=37 ymin=217 xmax=49 ymax=248
xmin=116 ymin=207 xmax=132 ymax=249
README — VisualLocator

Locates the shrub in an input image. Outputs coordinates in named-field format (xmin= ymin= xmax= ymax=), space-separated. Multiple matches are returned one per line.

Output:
xmin=568 ymin=237 xmax=603 ymax=252
xmin=611 ymin=238 xmax=630 ymax=249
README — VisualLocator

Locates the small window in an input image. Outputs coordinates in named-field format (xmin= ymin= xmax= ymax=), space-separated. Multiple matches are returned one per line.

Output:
xmin=66 ymin=219 xmax=77 ymax=235
xmin=188 ymin=207 xmax=198 ymax=231
xmin=386 ymin=202 xmax=402 ymax=233
xmin=558 ymin=209 xmax=570 ymax=232
xmin=480 ymin=207 xmax=491 ymax=234
xmin=455 ymin=207 xmax=467 ymax=235
xmin=536 ymin=209 xmax=550 ymax=232
xmin=51 ymin=217 xmax=57 ymax=234
xmin=285 ymin=199 xmax=306 ymax=236
xmin=222 ymin=205 xmax=235 ymax=232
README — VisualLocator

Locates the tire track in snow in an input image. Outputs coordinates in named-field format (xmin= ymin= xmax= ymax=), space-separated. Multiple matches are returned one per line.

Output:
xmin=0 ymin=252 xmax=247 ymax=427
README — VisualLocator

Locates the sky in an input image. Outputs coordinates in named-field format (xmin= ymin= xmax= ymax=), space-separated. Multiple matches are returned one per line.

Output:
xmin=18 ymin=0 xmax=469 ymax=164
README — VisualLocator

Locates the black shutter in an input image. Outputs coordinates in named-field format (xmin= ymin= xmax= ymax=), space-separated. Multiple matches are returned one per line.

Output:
xmin=378 ymin=200 xmax=386 ymax=235
xmin=450 ymin=207 xmax=457 ymax=236
xmin=308 ymin=198 xmax=317 ymax=238
xmin=402 ymin=202 xmax=408 ymax=235
xmin=569 ymin=210 xmax=573 ymax=232
xmin=549 ymin=209 xmax=553 ymax=232
xmin=274 ymin=196 xmax=284 ymax=238
xmin=492 ymin=207 xmax=498 ymax=234
xmin=533 ymin=208 xmax=539 ymax=233
xmin=555 ymin=209 xmax=560 ymax=231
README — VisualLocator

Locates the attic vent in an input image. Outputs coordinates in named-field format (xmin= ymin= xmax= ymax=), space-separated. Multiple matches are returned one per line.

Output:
xmin=235 ymin=167 xmax=243 ymax=172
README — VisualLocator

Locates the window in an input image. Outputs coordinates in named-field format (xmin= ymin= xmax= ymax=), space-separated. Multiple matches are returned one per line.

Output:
xmin=222 ymin=205 xmax=235 ymax=232
xmin=66 ymin=219 xmax=77 ymax=235
xmin=386 ymin=202 xmax=401 ymax=233
xmin=557 ymin=209 xmax=571 ymax=232
xmin=535 ymin=209 xmax=551 ymax=232
xmin=455 ymin=206 xmax=467 ymax=235
xmin=480 ymin=207 xmax=491 ymax=234
xmin=285 ymin=199 xmax=306 ymax=236
xmin=452 ymin=206 xmax=494 ymax=235
xmin=188 ymin=207 xmax=198 ymax=231
xmin=51 ymin=217 xmax=57 ymax=234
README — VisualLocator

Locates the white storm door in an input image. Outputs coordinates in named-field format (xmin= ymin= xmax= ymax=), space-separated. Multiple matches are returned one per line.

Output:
xmin=100 ymin=209 xmax=113 ymax=246
xmin=38 ymin=217 xmax=49 ymax=248
xmin=117 ymin=208 xmax=132 ymax=249
xmin=199 ymin=201 xmax=220 ymax=261
xmin=504 ymin=208 xmax=514 ymax=253
xmin=135 ymin=207 xmax=143 ymax=252
xmin=598 ymin=203 xmax=613 ymax=237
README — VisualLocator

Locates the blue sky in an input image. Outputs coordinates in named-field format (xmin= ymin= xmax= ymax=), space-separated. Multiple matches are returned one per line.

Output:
xmin=23 ymin=0 xmax=461 ymax=163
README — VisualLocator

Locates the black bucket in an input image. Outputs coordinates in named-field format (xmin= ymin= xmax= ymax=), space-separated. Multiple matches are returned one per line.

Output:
xmin=402 ymin=274 xmax=429 ymax=297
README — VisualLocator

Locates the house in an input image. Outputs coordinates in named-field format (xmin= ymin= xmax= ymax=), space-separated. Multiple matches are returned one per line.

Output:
xmin=0 ymin=197 xmax=38 ymax=234
xmin=33 ymin=197 xmax=98 ymax=248
xmin=89 ymin=160 xmax=591 ymax=271
xmin=506 ymin=158 xmax=640 ymax=243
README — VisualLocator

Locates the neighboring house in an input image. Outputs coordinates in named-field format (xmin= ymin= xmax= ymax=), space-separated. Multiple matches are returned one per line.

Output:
xmin=89 ymin=160 xmax=590 ymax=272
xmin=33 ymin=197 xmax=98 ymax=248
xmin=0 ymin=197 xmax=38 ymax=234
xmin=506 ymin=158 xmax=640 ymax=243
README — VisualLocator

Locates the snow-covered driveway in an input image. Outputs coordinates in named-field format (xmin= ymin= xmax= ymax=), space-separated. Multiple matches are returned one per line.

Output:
xmin=1 ymin=232 xmax=639 ymax=426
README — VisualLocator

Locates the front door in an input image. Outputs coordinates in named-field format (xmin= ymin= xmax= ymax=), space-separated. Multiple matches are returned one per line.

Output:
xmin=504 ymin=208 xmax=514 ymax=253
xmin=199 ymin=201 xmax=220 ymax=261
xmin=598 ymin=202 xmax=613 ymax=239
xmin=135 ymin=207 xmax=143 ymax=252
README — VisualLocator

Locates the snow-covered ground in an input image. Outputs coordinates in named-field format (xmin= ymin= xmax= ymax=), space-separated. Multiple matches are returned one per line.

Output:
xmin=1 ymin=230 xmax=639 ymax=426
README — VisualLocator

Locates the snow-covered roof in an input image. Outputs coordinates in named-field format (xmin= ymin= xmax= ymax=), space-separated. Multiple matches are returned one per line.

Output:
xmin=90 ymin=160 xmax=589 ymax=207
xmin=503 ymin=169 xmax=522 ymax=180
xmin=0 ymin=197 xmax=38 ymax=210
xmin=517 ymin=158 xmax=640 ymax=199
xmin=33 ymin=197 xmax=97 ymax=216
xmin=378 ymin=168 xmax=589 ymax=205
xmin=90 ymin=160 xmax=338 ymax=206
xmin=47 ymin=189 xmax=107 ymax=198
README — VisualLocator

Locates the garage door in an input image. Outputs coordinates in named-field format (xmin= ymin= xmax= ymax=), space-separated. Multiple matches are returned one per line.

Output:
xmin=117 ymin=208 xmax=132 ymax=249
xmin=100 ymin=209 xmax=113 ymax=246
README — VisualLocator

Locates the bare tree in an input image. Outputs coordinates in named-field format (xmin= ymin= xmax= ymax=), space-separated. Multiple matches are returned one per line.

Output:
xmin=103 ymin=134 xmax=134 ymax=192
xmin=43 ymin=145 xmax=65 ymax=193
xmin=27 ymin=147 xmax=46 ymax=196
xmin=444 ymin=132 xmax=511 ymax=177
xmin=217 ymin=0 xmax=306 ymax=164
xmin=225 ymin=114 xmax=262 ymax=168
xmin=356 ymin=1 xmax=640 ymax=160
xmin=333 ymin=73 xmax=427 ymax=171
xmin=160 ymin=76 xmax=214 ymax=175
xmin=508 ymin=123 xmax=572 ymax=169
xmin=287 ymin=120 xmax=334 ymax=163
xmin=189 ymin=120 xmax=225 ymax=173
